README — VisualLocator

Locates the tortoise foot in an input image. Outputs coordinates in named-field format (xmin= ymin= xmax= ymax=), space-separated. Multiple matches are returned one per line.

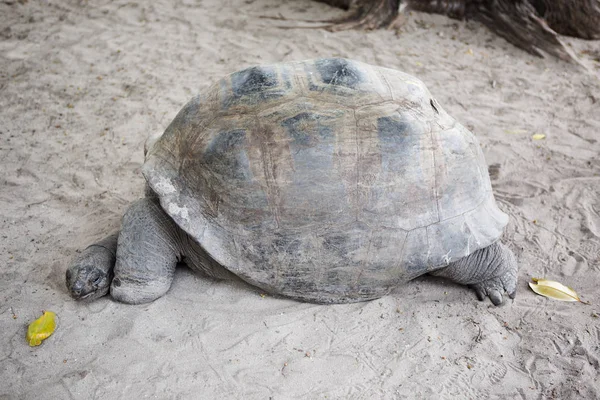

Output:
xmin=471 ymin=269 xmax=517 ymax=306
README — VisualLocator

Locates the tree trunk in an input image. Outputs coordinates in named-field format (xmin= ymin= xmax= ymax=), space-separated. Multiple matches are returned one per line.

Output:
xmin=315 ymin=0 xmax=600 ymax=60
xmin=314 ymin=0 xmax=353 ymax=9
xmin=463 ymin=0 xmax=574 ymax=60
xmin=532 ymin=0 xmax=600 ymax=40
xmin=315 ymin=0 xmax=401 ymax=30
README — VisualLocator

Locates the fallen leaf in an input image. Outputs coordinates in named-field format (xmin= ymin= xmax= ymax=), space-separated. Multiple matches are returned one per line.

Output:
xmin=529 ymin=278 xmax=588 ymax=303
xmin=532 ymin=133 xmax=546 ymax=140
xmin=504 ymin=129 xmax=528 ymax=135
xmin=27 ymin=311 xmax=56 ymax=346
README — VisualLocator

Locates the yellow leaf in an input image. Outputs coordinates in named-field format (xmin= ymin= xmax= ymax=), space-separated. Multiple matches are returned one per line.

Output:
xmin=504 ymin=129 xmax=528 ymax=135
xmin=532 ymin=133 xmax=546 ymax=140
xmin=529 ymin=278 xmax=587 ymax=303
xmin=27 ymin=311 xmax=57 ymax=347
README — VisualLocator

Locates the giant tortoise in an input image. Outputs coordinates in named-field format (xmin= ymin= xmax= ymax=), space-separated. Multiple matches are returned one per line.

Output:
xmin=66 ymin=58 xmax=518 ymax=306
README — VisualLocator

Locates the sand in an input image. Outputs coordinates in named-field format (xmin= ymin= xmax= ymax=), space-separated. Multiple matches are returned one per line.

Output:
xmin=1 ymin=0 xmax=599 ymax=398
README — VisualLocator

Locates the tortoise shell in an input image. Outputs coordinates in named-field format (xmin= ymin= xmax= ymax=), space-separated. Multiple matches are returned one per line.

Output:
xmin=142 ymin=58 xmax=508 ymax=303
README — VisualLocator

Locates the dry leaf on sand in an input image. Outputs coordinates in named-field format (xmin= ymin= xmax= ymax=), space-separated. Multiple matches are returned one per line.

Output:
xmin=529 ymin=278 xmax=589 ymax=304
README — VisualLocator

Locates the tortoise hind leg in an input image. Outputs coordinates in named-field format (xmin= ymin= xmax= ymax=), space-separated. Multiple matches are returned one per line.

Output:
xmin=110 ymin=197 xmax=182 ymax=304
xmin=429 ymin=242 xmax=518 ymax=306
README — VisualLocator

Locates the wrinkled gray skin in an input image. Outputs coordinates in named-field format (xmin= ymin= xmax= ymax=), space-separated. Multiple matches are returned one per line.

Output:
xmin=66 ymin=58 xmax=519 ymax=306
xmin=66 ymin=234 xmax=118 ymax=301
xmin=67 ymin=196 xmax=235 ymax=304
xmin=66 ymin=196 xmax=517 ymax=305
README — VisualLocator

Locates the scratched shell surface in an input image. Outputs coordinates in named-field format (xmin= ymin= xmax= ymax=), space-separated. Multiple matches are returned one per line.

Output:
xmin=142 ymin=58 xmax=508 ymax=303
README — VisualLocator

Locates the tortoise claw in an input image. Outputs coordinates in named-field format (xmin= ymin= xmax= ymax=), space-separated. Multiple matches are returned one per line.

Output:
xmin=470 ymin=270 xmax=517 ymax=306
xmin=474 ymin=286 xmax=486 ymax=302
xmin=470 ymin=243 xmax=518 ymax=306
xmin=489 ymin=290 xmax=504 ymax=306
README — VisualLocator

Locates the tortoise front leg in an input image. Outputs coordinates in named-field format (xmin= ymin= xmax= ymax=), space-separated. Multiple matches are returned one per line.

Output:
xmin=66 ymin=232 xmax=119 ymax=301
xmin=110 ymin=198 xmax=183 ymax=304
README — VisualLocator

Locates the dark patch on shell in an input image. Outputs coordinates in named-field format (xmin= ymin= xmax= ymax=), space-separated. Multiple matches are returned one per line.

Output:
xmin=231 ymin=66 xmax=278 ymax=97
xmin=313 ymin=58 xmax=363 ymax=89
xmin=281 ymin=112 xmax=334 ymax=149
xmin=204 ymin=129 xmax=252 ymax=182
xmin=222 ymin=66 xmax=284 ymax=108
xmin=377 ymin=116 xmax=413 ymax=173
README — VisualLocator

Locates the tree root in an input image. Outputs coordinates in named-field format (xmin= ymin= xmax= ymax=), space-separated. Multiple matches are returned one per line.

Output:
xmin=314 ymin=0 xmax=401 ymax=30
xmin=533 ymin=0 xmax=600 ymax=40
xmin=313 ymin=0 xmax=600 ymax=61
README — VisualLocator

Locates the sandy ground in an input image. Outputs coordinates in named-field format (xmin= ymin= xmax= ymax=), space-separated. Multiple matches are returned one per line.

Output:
xmin=1 ymin=0 xmax=600 ymax=398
